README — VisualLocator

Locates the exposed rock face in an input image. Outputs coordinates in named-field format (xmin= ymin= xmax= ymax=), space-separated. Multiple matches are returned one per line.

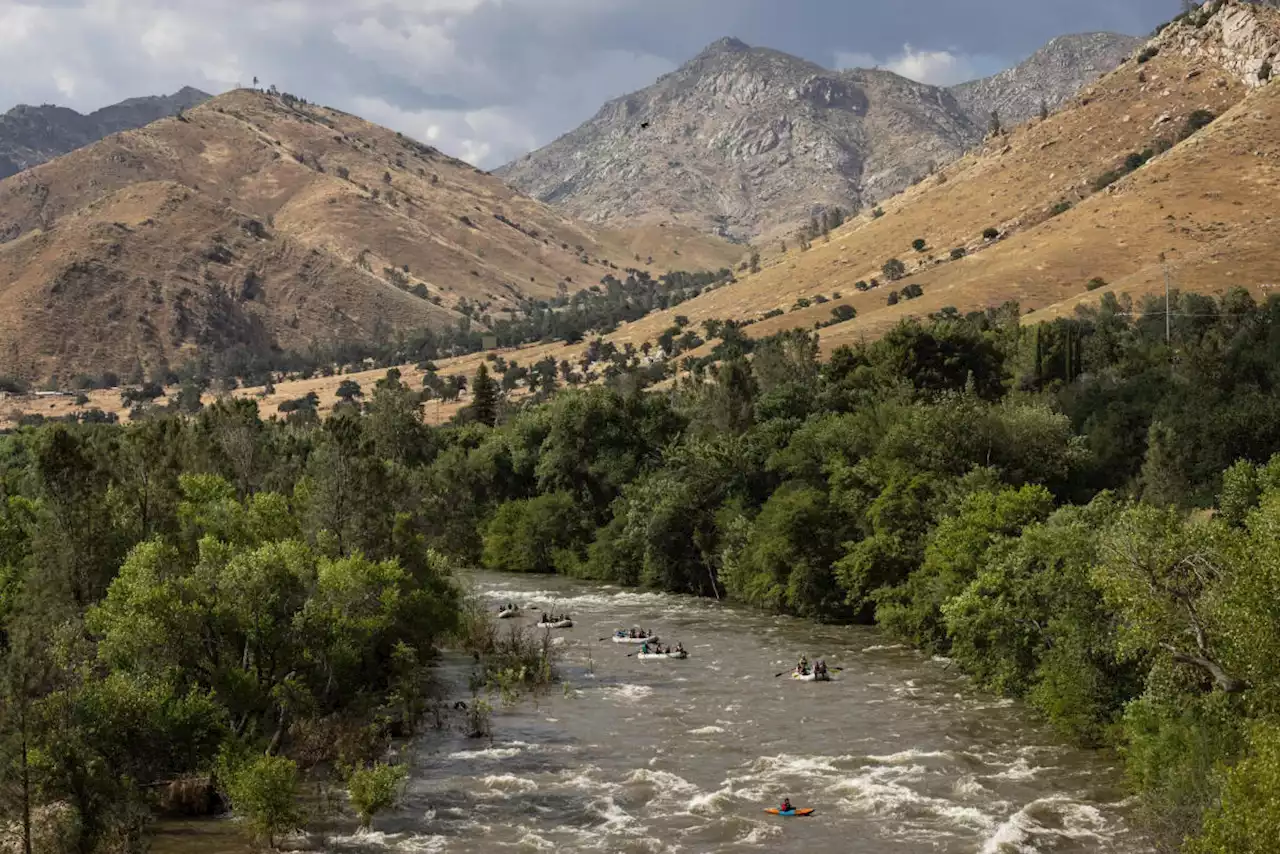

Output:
xmin=950 ymin=33 xmax=1143 ymax=127
xmin=0 ymin=87 xmax=211 ymax=179
xmin=498 ymin=34 xmax=1137 ymax=240
xmin=1157 ymin=0 xmax=1280 ymax=87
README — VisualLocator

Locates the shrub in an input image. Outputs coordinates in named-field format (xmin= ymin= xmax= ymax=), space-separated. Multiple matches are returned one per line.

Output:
xmin=1093 ymin=170 xmax=1124 ymax=192
xmin=882 ymin=259 xmax=907 ymax=281
xmin=950 ymin=247 xmax=967 ymax=260
xmin=335 ymin=166 xmax=350 ymax=180
xmin=346 ymin=763 xmax=408 ymax=830
xmin=1086 ymin=277 xmax=1107 ymax=291
xmin=887 ymin=291 xmax=900 ymax=306
xmin=222 ymin=755 xmax=303 ymax=849
xmin=1125 ymin=151 xmax=1149 ymax=171
xmin=1137 ymin=46 xmax=1160 ymax=64
xmin=983 ymin=227 xmax=1000 ymax=240
xmin=1049 ymin=201 xmax=1072 ymax=216
xmin=830 ymin=304 xmax=857 ymax=323
xmin=872 ymin=207 xmax=885 ymax=218
xmin=790 ymin=298 xmax=812 ymax=312
xmin=901 ymin=283 xmax=925 ymax=300
xmin=855 ymin=281 xmax=869 ymax=292
xmin=912 ymin=238 xmax=927 ymax=252
xmin=0 ymin=376 xmax=28 ymax=395
xmin=1181 ymin=109 xmax=1216 ymax=139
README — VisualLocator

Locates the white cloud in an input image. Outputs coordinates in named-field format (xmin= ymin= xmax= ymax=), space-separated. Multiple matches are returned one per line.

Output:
xmin=835 ymin=43 xmax=989 ymax=86
xmin=0 ymin=0 xmax=1157 ymax=169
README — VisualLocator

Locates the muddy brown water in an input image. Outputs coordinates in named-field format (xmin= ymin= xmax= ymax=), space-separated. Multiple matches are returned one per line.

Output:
xmin=154 ymin=571 xmax=1151 ymax=853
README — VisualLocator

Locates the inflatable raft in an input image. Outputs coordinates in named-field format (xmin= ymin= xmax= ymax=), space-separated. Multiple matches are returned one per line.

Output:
xmin=612 ymin=633 xmax=658 ymax=644
xmin=637 ymin=650 xmax=688 ymax=660
xmin=536 ymin=619 xmax=573 ymax=629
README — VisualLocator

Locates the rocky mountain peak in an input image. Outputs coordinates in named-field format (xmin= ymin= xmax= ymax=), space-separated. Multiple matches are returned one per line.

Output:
xmin=498 ymin=29 xmax=1142 ymax=241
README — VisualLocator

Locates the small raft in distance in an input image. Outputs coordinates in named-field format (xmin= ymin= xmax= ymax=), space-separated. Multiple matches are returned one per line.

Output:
xmin=637 ymin=650 xmax=688 ymax=660
xmin=791 ymin=671 xmax=830 ymax=682
xmin=612 ymin=633 xmax=659 ymax=644
xmin=498 ymin=607 xmax=519 ymax=619
xmin=536 ymin=619 xmax=573 ymax=629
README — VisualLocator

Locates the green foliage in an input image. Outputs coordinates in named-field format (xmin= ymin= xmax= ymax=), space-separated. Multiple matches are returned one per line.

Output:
xmin=949 ymin=247 xmax=966 ymax=260
xmin=482 ymin=492 xmax=588 ymax=573
xmin=222 ymin=754 xmax=304 ymax=848
xmin=911 ymin=238 xmax=927 ymax=252
xmin=982 ymin=227 xmax=999 ymax=240
xmin=881 ymin=258 xmax=907 ymax=281
xmin=469 ymin=364 xmax=500 ymax=426
xmin=1190 ymin=721 xmax=1280 ymax=854
xmin=346 ymin=762 xmax=408 ymax=829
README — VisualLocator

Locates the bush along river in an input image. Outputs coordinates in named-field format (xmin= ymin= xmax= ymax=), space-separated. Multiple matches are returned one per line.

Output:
xmin=160 ymin=570 xmax=1151 ymax=853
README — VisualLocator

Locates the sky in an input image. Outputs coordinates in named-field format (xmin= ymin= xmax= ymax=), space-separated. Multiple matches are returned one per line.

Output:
xmin=0 ymin=0 xmax=1181 ymax=169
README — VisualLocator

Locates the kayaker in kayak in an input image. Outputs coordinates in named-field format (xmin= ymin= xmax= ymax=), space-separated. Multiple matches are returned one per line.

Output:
xmin=780 ymin=798 xmax=793 ymax=813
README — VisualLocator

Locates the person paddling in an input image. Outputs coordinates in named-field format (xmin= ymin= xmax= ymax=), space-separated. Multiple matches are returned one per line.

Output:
xmin=780 ymin=798 xmax=793 ymax=813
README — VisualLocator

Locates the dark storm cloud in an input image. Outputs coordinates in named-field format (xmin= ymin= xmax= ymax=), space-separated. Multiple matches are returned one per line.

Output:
xmin=0 ymin=0 xmax=1176 ymax=168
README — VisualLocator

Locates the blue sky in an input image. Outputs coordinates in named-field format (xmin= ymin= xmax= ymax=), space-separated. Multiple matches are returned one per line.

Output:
xmin=0 ymin=0 xmax=1181 ymax=168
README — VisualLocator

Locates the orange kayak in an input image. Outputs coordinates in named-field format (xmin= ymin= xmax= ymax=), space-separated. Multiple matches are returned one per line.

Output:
xmin=764 ymin=808 xmax=814 ymax=817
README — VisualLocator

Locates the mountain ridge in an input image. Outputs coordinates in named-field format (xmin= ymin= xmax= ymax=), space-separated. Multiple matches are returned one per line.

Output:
xmin=0 ymin=87 xmax=213 ymax=179
xmin=0 ymin=88 xmax=738 ymax=384
xmin=497 ymin=30 xmax=1141 ymax=240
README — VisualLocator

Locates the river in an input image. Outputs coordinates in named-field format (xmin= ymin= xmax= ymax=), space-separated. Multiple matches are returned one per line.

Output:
xmin=157 ymin=570 xmax=1151 ymax=853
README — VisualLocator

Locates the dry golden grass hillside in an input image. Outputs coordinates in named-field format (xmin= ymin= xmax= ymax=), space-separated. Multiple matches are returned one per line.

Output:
xmin=5 ymin=0 xmax=1279 ymax=429
xmin=0 ymin=88 xmax=740 ymax=383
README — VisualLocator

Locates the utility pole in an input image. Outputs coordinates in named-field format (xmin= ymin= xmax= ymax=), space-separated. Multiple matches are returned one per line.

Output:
xmin=1160 ymin=252 xmax=1172 ymax=345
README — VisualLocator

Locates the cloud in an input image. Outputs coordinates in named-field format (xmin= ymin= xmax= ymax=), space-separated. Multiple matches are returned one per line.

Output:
xmin=834 ymin=44 xmax=999 ymax=86
xmin=0 ymin=0 xmax=1177 ymax=169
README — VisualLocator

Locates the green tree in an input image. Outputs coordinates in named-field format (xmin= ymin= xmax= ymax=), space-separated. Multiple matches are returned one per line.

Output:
xmin=882 ymin=258 xmax=907 ymax=281
xmin=222 ymin=754 xmax=303 ymax=849
xmin=482 ymin=493 xmax=589 ymax=574
xmin=336 ymin=379 xmax=363 ymax=403
xmin=470 ymin=363 xmax=499 ymax=427
xmin=346 ymin=762 xmax=408 ymax=830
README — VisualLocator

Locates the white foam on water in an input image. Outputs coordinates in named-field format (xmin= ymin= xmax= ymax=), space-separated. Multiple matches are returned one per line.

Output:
xmin=447 ymin=746 xmax=524 ymax=761
xmin=624 ymin=768 xmax=701 ymax=795
xmin=989 ymin=757 xmax=1052 ymax=782
xmin=603 ymin=683 xmax=653 ymax=703
xmin=979 ymin=797 xmax=1108 ymax=854
xmin=400 ymin=835 xmax=451 ymax=853
xmin=514 ymin=829 xmax=557 ymax=851
xmin=479 ymin=774 xmax=539 ymax=796
xmin=866 ymin=748 xmax=953 ymax=764
xmin=738 ymin=822 xmax=784 ymax=844
xmin=954 ymin=775 xmax=989 ymax=798
xmin=688 ymin=725 xmax=725 ymax=735
xmin=862 ymin=644 xmax=905 ymax=652
xmin=587 ymin=795 xmax=637 ymax=833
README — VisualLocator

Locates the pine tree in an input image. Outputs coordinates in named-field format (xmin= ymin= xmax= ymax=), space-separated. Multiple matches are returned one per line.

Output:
xmin=470 ymin=363 xmax=499 ymax=427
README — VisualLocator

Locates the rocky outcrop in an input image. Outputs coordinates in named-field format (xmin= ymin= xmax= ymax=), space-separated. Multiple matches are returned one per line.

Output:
xmin=0 ymin=87 xmax=210 ymax=179
xmin=498 ymin=33 xmax=1140 ymax=240
xmin=1155 ymin=0 xmax=1280 ymax=87
xmin=950 ymin=33 xmax=1142 ymax=127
